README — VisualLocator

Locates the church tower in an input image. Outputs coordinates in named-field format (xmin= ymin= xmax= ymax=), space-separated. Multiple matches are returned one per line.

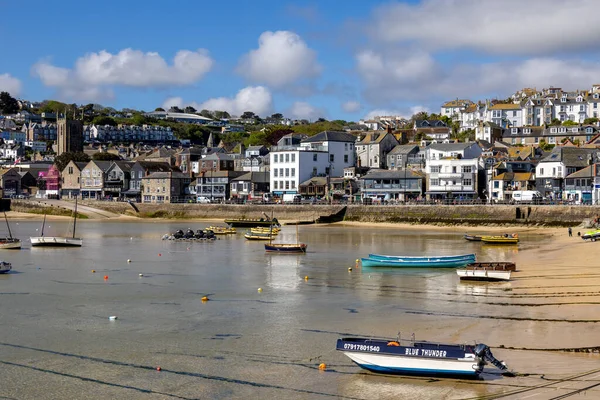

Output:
xmin=57 ymin=112 xmax=84 ymax=155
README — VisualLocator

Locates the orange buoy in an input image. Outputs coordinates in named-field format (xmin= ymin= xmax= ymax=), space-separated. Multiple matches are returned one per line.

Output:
xmin=304 ymin=276 xmax=309 ymax=280
xmin=156 ymin=366 xmax=161 ymax=371
xmin=201 ymin=296 xmax=209 ymax=302
xmin=103 ymin=275 xmax=108 ymax=280
xmin=158 ymin=253 xmax=162 ymax=257
xmin=319 ymin=363 xmax=326 ymax=370
xmin=91 ymin=269 xmax=96 ymax=273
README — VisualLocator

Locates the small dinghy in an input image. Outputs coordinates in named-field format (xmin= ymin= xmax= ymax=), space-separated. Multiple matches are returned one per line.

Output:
xmin=0 ymin=260 xmax=12 ymax=274
xmin=337 ymin=334 xmax=508 ymax=378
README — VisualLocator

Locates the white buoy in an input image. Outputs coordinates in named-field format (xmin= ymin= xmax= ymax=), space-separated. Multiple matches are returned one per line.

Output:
xmin=109 ymin=316 xmax=117 ymax=321
xmin=127 ymin=259 xmax=131 ymax=263
xmin=139 ymin=273 xmax=143 ymax=277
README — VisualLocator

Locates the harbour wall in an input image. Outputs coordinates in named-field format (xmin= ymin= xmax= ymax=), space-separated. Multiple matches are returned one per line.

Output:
xmin=74 ymin=201 xmax=598 ymax=226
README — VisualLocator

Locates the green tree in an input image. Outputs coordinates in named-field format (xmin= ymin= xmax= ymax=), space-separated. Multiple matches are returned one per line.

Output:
xmin=562 ymin=120 xmax=578 ymax=126
xmin=168 ymin=106 xmax=183 ymax=113
xmin=92 ymin=152 xmax=121 ymax=161
xmin=213 ymin=110 xmax=231 ymax=119
xmin=245 ymin=131 xmax=268 ymax=146
xmin=0 ymin=92 xmax=19 ymax=114
xmin=184 ymin=106 xmax=197 ymax=114
xmin=154 ymin=107 xmax=165 ymax=112
xmin=412 ymin=111 xmax=429 ymax=121
xmin=584 ymin=117 xmax=598 ymax=125
xmin=265 ymin=127 xmax=294 ymax=145
xmin=91 ymin=116 xmax=117 ymax=126
xmin=271 ymin=113 xmax=283 ymax=120
xmin=241 ymin=111 xmax=256 ymax=119
xmin=538 ymin=140 xmax=555 ymax=151
xmin=39 ymin=100 xmax=68 ymax=114
xmin=54 ymin=152 xmax=91 ymax=172
xmin=131 ymin=113 xmax=148 ymax=125
xmin=550 ymin=118 xmax=561 ymax=126
xmin=200 ymin=109 xmax=213 ymax=118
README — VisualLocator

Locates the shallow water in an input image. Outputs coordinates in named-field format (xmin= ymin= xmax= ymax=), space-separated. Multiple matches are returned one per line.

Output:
xmin=0 ymin=221 xmax=598 ymax=399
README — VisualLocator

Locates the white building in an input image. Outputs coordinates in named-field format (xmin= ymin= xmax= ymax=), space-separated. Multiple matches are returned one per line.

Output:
xmin=24 ymin=141 xmax=47 ymax=152
xmin=588 ymin=92 xmax=600 ymax=119
xmin=425 ymin=142 xmax=482 ymax=200
xmin=486 ymin=104 xmax=523 ymax=128
xmin=440 ymin=99 xmax=474 ymax=122
xmin=87 ymin=124 xmax=175 ymax=142
xmin=269 ymin=131 xmax=356 ymax=196
xmin=553 ymin=93 xmax=588 ymax=123
xmin=522 ymin=98 xmax=554 ymax=126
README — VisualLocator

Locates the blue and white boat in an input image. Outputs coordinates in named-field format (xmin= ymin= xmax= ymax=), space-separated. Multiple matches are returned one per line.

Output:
xmin=336 ymin=336 xmax=507 ymax=377
xmin=361 ymin=254 xmax=475 ymax=268
xmin=368 ymin=253 xmax=475 ymax=262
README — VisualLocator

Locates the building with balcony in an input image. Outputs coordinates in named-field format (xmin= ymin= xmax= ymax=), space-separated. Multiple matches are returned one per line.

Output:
xmin=230 ymin=171 xmax=270 ymax=201
xmin=359 ymin=169 xmax=425 ymax=202
xmin=269 ymin=131 xmax=356 ymax=198
xmin=425 ymin=142 xmax=483 ymax=200
xmin=536 ymin=147 xmax=597 ymax=199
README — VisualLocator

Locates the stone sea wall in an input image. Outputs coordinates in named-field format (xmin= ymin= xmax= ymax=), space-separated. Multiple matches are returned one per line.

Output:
xmin=77 ymin=201 xmax=599 ymax=226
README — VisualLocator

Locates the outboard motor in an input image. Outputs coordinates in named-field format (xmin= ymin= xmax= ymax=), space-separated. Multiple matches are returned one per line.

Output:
xmin=185 ymin=229 xmax=195 ymax=239
xmin=205 ymin=229 xmax=215 ymax=240
xmin=194 ymin=229 xmax=205 ymax=239
xmin=173 ymin=230 xmax=184 ymax=239
xmin=474 ymin=344 xmax=507 ymax=371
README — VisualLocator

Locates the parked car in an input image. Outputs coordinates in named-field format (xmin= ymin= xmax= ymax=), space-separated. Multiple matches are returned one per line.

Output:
xmin=197 ymin=196 xmax=211 ymax=204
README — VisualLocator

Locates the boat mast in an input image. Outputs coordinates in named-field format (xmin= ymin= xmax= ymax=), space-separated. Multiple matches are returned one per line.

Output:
xmin=72 ymin=196 xmax=78 ymax=238
xmin=40 ymin=214 xmax=46 ymax=237
xmin=269 ymin=209 xmax=274 ymax=245
xmin=4 ymin=211 xmax=13 ymax=239
xmin=296 ymin=222 xmax=299 ymax=245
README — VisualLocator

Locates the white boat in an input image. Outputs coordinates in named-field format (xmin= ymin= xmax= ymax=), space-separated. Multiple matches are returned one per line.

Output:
xmin=30 ymin=197 xmax=82 ymax=248
xmin=337 ymin=336 xmax=508 ymax=377
xmin=0 ymin=260 xmax=12 ymax=273
xmin=457 ymin=269 xmax=511 ymax=281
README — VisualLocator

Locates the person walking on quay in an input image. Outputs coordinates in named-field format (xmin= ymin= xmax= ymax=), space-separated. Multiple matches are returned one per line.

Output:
xmin=568 ymin=227 xmax=573 ymax=237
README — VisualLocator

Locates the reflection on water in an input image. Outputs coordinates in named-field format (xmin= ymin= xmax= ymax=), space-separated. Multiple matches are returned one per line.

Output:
xmin=0 ymin=221 xmax=573 ymax=399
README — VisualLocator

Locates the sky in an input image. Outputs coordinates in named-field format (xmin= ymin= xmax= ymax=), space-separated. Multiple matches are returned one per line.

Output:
xmin=1 ymin=0 xmax=600 ymax=121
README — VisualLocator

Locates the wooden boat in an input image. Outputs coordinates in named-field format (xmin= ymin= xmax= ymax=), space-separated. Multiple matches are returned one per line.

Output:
xmin=264 ymin=223 xmax=307 ymax=253
xmin=251 ymin=227 xmax=280 ymax=233
xmin=206 ymin=226 xmax=237 ymax=235
xmin=361 ymin=257 xmax=474 ymax=268
xmin=481 ymin=234 xmax=519 ymax=244
xmin=456 ymin=262 xmax=515 ymax=281
xmin=463 ymin=234 xmax=482 ymax=242
xmin=244 ymin=232 xmax=276 ymax=240
xmin=0 ymin=211 xmax=21 ymax=249
xmin=30 ymin=197 xmax=83 ymax=248
xmin=582 ymin=229 xmax=600 ymax=241
xmin=336 ymin=336 xmax=507 ymax=377
xmin=0 ymin=260 xmax=12 ymax=273
xmin=368 ymin=253 xmax=475 ymax=262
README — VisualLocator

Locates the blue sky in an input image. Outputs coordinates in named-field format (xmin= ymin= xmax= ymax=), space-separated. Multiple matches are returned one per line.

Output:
xmin=1 ymin=0 xmax=599 ymax=121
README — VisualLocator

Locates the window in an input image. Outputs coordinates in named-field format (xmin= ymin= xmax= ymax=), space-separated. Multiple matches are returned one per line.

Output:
xmin=68 ymin=166 xmax=73 ymax=174
xmin=312 ymin=167 xmax=317 ymax=176
xmin=291 ymin=168 xmax=295 ymax=177
xmin=512 ymin=138 xmax=516 ymax=144
xmin=344 ymin=154 xmax=348 ymax=163
xmin=462 ymin=179 xmax=472 ymax=186
xmin=274 ymin=181 xmax=278 ymax=189
xmin=462 ymin=166 xmax=472 ymax=173
xmin=274 ymin=169 xmax=278 ymax=177
xmin=274 ymin=154 xmax=278 ymax=163
xmin=313 ymin=154 xmax=317 ymax=162
xmin=493 ymin=181 xmax=499 ymax=188
xmin=580 ymin=105 xmax=585 ymax=112
xmin=285 ymin=168 xmax=289 ymax=177
xmin=285 ymin=181 xmax=290 ymax=189
xmin=285 ymin=154 xmax=289 ymax=162
xmin=330 ymin=154 xmax=334 ymax=162
xmin=523 ymin=128 xmax=531 ymax=134
xmin=291 ymin=153 xmax=295 ymax=162
xmin=279 ymin=168 xmax=283 ymax=177
xmin=291 ymin=181 xmax=296 ymax=189
xmin=512 ymin=111 xmax=517 ymax=117
xmin=430 ymin=166 xmax=440 ymax=173
xmin=345 ymin=143 xmax=348 ymax=150
xmin=430 ymin=179 xmax=439 ymax=186
xmin=511 ymin=128 xmax=518 ymax=135
xmin=540 ymin=168 xmax=544 ymax=175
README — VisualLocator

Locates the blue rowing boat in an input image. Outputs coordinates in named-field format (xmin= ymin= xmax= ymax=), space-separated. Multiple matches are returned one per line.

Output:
xmin=368 ymin=253 xmax=475 ymax=261
xmin=361 ymin=256 xmax=475 ymax=268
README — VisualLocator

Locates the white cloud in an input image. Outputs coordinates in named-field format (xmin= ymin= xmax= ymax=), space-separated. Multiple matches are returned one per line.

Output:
xmin=370 ymin=0 xmax=600 ymax=55
xmin=33 ymin=48 xmax=213 ymax=102
xmin=163 ymin=86 xmax=273 ymax=117
xmin=356 ymin=49 xmax=600 ymax=105
xmin=286 ymin=101 xmax=326 ymax=121
xmin=238 ymin=31 xmax=321 ymax=88
xmin=0 ymin=73 xmax=22 ymax=96
xmin=341 ymin=101 xmax=361 ymax=113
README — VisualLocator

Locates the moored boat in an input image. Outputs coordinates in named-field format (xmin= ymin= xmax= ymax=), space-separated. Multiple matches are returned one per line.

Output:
xmin=361 ymin=257 xmax=474 ymax=268
xmin=244 ymin=232 xmax=276 ymax=240
xmin=336 ymin=336 xmax=507 ymax=377
xmin=0 ymin=260 xmax=12 ymax=273
xmin=368 ymin=253 xmax=475 ymax=262
xmin=457 ymin=267 xmax=512 ymax=281
xmin=481 ymin=234 xmax=519 ymax=244
xmin=582 ymin=229 xmax=600 ymax=241
xmin=264 ymin=243 xmax=307 ymax=253
xmin=225 ymin=215 xmax=280 ymax=228
xmin=30 ymin=198 xmax=83 ymax=248
xmin=464 ymin=234 xmax=482 ymax=241
xmin=0 ymin=211 xmax=21 ymax=249
xmin=207 ymin=226 xmax=237 ymax=235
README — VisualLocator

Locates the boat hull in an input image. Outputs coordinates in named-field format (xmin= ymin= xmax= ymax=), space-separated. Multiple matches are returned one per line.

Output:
xmin=457 ymin=269 xmax=511 ymax=281
xmin=464 ymin=234 xmax=482 ymax=241
xmin=0 ymin=239 xmax=21 ymax=249
xmin=225 ymin=219 xmax=279 ymax=228
xmin=368 ymin=253 xmax=476 ymax=262
xmin=337 ymin=338 xmax=481 ymax=377
xmin=0 ymin=262 xmax=12 ymax=273
xmin=30 ymin=237 xmax=83 ymax=247
xmin=264 ymin=244 xmax=307 ymax=253
xmin=481 ymin=235 xmax=519 ymax=244
xmin=362 ymin=258 xmax=474 ymax=268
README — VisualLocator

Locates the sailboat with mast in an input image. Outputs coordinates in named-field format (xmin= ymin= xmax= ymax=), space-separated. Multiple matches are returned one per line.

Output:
xmin=0 ymin=211 xmax=21 ymax=249
xmin=30 ymin=197 xmax=83 ymax=247
xmin=264 ymin=218 xmax=307 ymax=253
